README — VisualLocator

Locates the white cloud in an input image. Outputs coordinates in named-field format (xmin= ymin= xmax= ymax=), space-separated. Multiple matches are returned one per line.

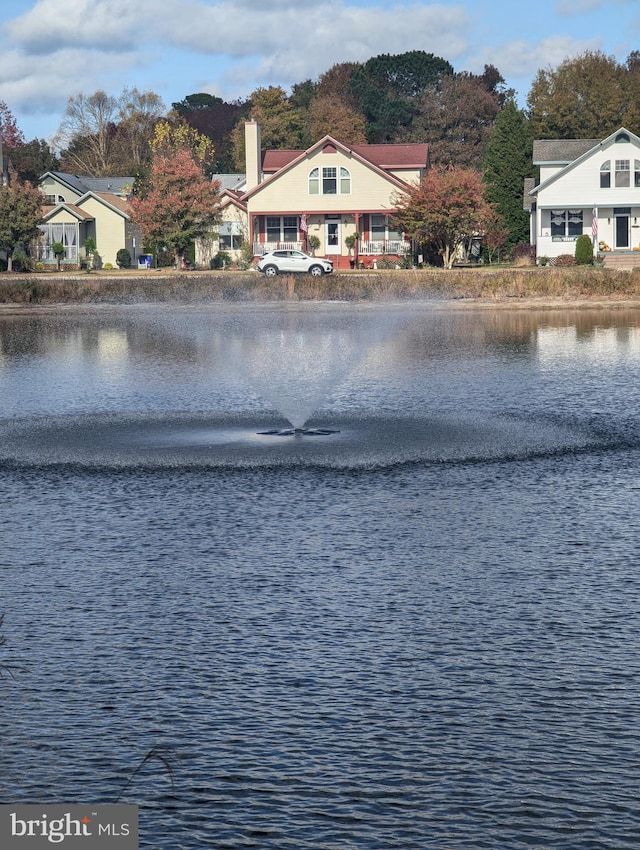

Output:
xmin=3 ymin=0 xmax=146 ymax=52
xmin=469 ymin=35 xmax=602 ymax=90
xmin=0 ymin=0 xmax=473 ymax=132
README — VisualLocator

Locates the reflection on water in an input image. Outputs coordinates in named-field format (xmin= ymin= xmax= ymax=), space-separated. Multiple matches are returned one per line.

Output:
xmin=1 ymin=303 xmax=640 ymax=849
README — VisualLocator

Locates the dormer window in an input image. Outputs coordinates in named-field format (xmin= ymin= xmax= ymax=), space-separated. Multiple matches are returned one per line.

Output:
xmin=600 ymin=161 xmax=610 ymax=188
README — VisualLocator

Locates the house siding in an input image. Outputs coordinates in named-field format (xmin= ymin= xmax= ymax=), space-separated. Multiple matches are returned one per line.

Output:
xmin=531 ymin=130 xmax=640 ymax=258
xmin=77 ymin=196 xmax=127 ymax=266
xmin=248 ymin=147 xmax=400 ymax=214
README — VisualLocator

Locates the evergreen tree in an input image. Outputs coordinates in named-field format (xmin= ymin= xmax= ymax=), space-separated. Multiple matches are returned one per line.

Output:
xmin=482 ymin=99 xmax=534 ymax=248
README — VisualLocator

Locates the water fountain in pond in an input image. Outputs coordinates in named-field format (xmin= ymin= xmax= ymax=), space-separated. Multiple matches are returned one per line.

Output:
xmin=0 ymin=303 xmax=604 ymax=470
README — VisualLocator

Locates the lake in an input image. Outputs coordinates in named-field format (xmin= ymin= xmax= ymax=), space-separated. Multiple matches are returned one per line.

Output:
xmin=1 ymin=302 xmax=640 ymax=849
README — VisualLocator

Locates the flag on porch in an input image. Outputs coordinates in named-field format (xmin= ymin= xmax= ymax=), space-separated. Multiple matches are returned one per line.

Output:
xmin=300 ymin=214 xmax=308 ymax=233
xmin=592 ymin=207 xmax=598 ymax=241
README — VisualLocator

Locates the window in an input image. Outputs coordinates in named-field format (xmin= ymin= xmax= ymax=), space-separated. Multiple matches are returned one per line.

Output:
xmin=37 ymin=223 xmax=78 ymax=259
xmin=615 ymin=160 xmax=630 ymax=187
xmin=600 ymin=161 xmax=610 ymax=189
xmin=322 ymin=167 xmax=337 ymax=194
xmin=635 ymin=160 xmax=640 ymax=188
xmin=218 ymin=221 xmax=243 ymax=250
xmin=308 ymin=166 xmax=351 ymax=195
xmin=550 ymin=209 xmax=583 ymax=239
xmin=266 ymin=216 xmax=298 ymax=244
xmin=371 ymin=214 xmax=402 ymax=242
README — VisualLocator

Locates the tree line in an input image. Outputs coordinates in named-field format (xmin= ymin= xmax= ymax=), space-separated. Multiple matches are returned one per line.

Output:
xmin=1 ymin=48 xmax=639 ymax=269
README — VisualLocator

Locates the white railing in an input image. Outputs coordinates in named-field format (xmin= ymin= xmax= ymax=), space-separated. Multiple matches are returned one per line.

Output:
xmin=359 ymin=239 xmax=410 ymax=255
xmin=253 ymin=241 xmax=303 ymax=255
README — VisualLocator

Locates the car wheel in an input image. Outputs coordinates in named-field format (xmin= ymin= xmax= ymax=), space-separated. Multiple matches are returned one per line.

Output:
xmin=309 ymin=264 xmax=325 ymax=277
xmin=263 ymin=264 xmax=279 ymax=276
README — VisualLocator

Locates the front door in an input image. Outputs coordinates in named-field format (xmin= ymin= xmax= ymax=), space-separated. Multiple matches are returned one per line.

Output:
xmin=615 ymin=212 xmax=630 ymax=249
xmin=325 ymin=218 xmax=340 ymax=255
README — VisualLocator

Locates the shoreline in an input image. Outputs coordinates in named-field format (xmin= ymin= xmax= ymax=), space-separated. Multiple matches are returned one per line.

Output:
xmin=1 ymin=266 xmax=640 ymax=312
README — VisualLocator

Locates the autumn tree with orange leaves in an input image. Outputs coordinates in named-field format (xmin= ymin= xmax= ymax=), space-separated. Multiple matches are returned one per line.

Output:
xmin=130 ymin=123 xmax=221 ymax=266
xmin=393 ymin=166 xmax=497 ymax=269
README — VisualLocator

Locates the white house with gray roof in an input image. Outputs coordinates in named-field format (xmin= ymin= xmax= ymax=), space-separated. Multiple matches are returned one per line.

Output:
xmin=526 ymin=128 xmax=640 ymax=262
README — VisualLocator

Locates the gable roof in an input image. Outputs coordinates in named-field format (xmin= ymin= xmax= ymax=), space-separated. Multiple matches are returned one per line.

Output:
xmin=529 ymin=127 xmax=640 ymax=197
xmin=247 ymin=135 xmax=427 ymax=201
xmin=40 ymin=171 xmax=133 ymax=196
xmin=73 ymin=190 xmax=131 ymax=218
xmin=532 ymin=139 xmax=599 ymax=165
xmin=42 ymin=203 xmax=95 ymax=222
xmin=262 ymin=139 xmax=429 ymax=173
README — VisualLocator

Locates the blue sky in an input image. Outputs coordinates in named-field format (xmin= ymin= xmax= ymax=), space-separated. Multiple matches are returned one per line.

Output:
xmin=0 ymin=0 xmax=638 ymax=143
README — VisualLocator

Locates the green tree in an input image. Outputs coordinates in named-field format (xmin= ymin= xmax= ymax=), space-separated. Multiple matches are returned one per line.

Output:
xmin=130 ymin=148 xmax=221 ymax=266
xmin=231 ymin=86 xmax=306 ymax=169
xmin=392 ymin=166 xmax=495 ymax=269
xmin=171 ymin=93 xmax=249 ymax=173
xmin=402 ymin=68 xmax=506 ymax=168
xmin=0 ymin=167 xmax=43 ymax=271
xmin=482 ymin=99 xmax=534 ymax=248
xmin=527 ymin=50 xmax=633 ymax=138
xmin=8 ymin=138 xmax=59 ymax=184
xmin=350 ymin=51 xmax=454 ymax=142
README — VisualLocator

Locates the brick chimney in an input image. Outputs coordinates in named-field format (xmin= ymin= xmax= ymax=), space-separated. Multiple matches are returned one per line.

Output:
xmin=244 ymin=121 xmax=262 ymax=191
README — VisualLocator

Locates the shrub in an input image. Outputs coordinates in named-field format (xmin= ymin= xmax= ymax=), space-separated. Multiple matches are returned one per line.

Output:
xmin=210 ymin=251 xmax=232 ymax=269
xmin=512 ymin=242 xmax=536 ymax=265
xmin=103 ymin=262 xmax=114 ymax=270
xmin=555 ymin=254 xmax=575 ymax=266
xmin=574 ymin=234 xmax=594 ymax=265
xmin=116 ymin=248 xmax=131 ymax=268
xmin=11 ymin=249 xmax=31 ymax=272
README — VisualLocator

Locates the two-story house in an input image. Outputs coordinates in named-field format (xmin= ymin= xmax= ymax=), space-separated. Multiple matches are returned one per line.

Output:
xmin=37 ymin=172 xmax=141 ymax=268
xmin=199 ymin=122 xmax=429 ymax=270
xmin=526 ymin=127 xmax=640 ymax=263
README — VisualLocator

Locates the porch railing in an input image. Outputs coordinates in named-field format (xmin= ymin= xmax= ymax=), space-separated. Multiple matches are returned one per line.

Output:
xmin=253 ymin=241 xmax=303 ymax=255
xmin=359 ymin=239 xmax=410 ymax=255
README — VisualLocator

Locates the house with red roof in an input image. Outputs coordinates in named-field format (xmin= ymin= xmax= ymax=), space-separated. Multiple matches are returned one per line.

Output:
xmin=200 ymin=122 xmax=429 ymax=270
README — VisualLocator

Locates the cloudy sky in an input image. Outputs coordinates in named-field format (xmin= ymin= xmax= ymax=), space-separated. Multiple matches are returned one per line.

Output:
xmin=1 ymin=0 xmax=638 ymax=142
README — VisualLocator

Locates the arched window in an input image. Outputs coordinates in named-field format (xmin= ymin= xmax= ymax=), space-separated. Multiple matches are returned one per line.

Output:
xmin=309 ymin=165 xmax=352 ymax=194
xmin=600 ymin=160 xmax=611 ymax=189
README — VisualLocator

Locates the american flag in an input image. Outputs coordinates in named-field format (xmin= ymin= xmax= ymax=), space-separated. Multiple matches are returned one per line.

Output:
xmin=300 ymin=214 xmax=308 ymax=233
xmin=592 ymin=207 xmax=598 ymax=240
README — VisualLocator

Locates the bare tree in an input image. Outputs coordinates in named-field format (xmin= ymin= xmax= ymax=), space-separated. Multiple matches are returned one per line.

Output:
xmin=54 ymin=90 xmax=119 ymax=174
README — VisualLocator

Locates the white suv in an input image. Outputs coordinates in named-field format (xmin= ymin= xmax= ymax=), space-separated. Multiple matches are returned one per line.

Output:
xmin=257 ymin=250 xmax=333 ymax=276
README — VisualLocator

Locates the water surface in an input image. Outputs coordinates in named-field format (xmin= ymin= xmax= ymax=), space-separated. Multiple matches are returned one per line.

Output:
xmin=1 ymin=303 xmax=640 ymax=849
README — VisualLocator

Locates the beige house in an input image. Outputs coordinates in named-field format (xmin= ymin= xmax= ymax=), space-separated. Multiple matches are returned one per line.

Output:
xmin=37 ymin=172 xmax=141 ymax=268
xmin=204 ymin=122 xmax=429 ymax=270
